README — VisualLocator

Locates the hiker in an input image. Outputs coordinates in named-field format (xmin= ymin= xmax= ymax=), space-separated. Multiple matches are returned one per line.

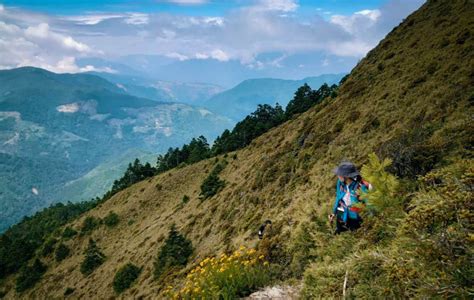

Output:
xmin=258 ymin=220 xmax=272 ymax=239
xmin=329 ymin=161 xmax=371 ymax=234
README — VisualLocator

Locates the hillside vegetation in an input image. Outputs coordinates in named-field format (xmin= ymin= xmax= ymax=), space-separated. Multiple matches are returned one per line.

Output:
xmin=1 ymin=0 xmax=473 ymax=298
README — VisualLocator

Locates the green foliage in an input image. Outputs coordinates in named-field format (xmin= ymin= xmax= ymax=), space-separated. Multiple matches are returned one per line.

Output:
xmin=80 ymin=216 xmax=100 ymax=235
xmin=360 ymin=153 xmax=401 ymax=214
xmin=0 ymin=201 xmax=97 ymax=280
xmin=110 ymin=159 xmax=156 ymax=196
xmin=62 ymin=227 xmax=77 ymax=240
xmin=285 ymin=83 xmax=338 ymax=118
xmin=156 ymin=136 xmax=210 ymax=174
xmin=64 ymin=287 xmax=75 ymax=296
xmin=103 ymin=212 xmax=120 ymax=228
xmin=182 ymin=195 xmax=190 ymax=204
xmin=55 ymin=243 xmax=70 ymax=262
xmin=377 ymin=127 xmax=445 ymax=178
xmin=154 ymin=226 xmax=193 ymax=280
xmin=212 ymin=104 xmax=286 ymax=155
xmin=41 ymin=238 xmax=58 ymax=257
xmin=199 ymin=164 xmax=226 ymax=199
xmin=113 ymin=263 xmax=142 ymax=294
xmin=80 ymin=239 xmax=105 ymax=276
xmin=15 ymin=259 xmax=47 ymax=293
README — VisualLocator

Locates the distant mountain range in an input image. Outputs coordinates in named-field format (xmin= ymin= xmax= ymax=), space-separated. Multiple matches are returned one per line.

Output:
xmin=88 ymin=72 xmax=225 ymax=105
xmin=78 ymin=55 xmax=351 ymax=88
xmin=0 ymin=67 xmax=232 ymax=231
xmin=89 ymin=70 xmax=344 ymax=121
xmin=203 ymin=74 xmax=345 ymax=121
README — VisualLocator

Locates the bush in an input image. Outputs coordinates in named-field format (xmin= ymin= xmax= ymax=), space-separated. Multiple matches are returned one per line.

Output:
xmin=55 ymin=243 xmax=70 ymax=262
xmin=15 ymin=259 xmax=47 ymax=292
xmin=199 ymin=164 xmax=226 ymax=199
xmin=80 ymin=239 xmax=105 ymax=276
xmin=62 ymin=227 xmax=78 ymax=240
xmin=165 ymin=246 xmax=270 ymax=299
xmin=41 ymin=238 xmax=57 ymax=257
xmin=182 ymin=195 xmax=190 ymax=204
xmin=154 ymin=226 xmax=193 ymax=280
xmin=113 ymin=263 xmax=142 ymax=294
xmin=103 ymin=212 xmax=120 ymax=227
xmin=64 ymin=287 xmax=75 ymax=296
xmin=80 ymin=216 xmax=100 ymax=235
xmin=377 ymin=128 xmax=444 ymax=178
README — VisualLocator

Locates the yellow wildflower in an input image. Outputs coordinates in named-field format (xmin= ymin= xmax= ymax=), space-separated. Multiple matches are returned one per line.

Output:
xmin=263 ymin=261 xmax=269 ymax=266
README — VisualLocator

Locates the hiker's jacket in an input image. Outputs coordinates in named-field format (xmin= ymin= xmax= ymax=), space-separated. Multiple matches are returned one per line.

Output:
xmin=333 ymin=179 xmax=370 ymax=222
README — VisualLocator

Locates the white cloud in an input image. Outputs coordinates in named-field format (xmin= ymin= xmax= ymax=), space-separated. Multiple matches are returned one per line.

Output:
xmin=331 ymin=9 xmax=381 ymax=34
xmin=256 ymin=0 xmax=299 ymax=12
xmin=62 ymin=14 xmax=124 ymax=25
xmin=210 ymin=49 xmax=229 ymax=61
xmin=166 ymin=52 xmax=189 ymax=61
xmin=25 ymin=23 xmax=91 ymax=53
xmin=124 ymin=13 xmax=149 ymax=25
xmin=0 ymin=0 xmax=425 ymax=74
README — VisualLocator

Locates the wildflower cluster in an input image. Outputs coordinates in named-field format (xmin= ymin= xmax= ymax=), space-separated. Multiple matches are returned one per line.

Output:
xmin=165 ymin=246 xmax=270 ymax=299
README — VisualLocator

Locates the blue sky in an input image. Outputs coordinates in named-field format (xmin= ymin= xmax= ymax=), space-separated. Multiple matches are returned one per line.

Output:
xmin=0 ymin=0 xmax=425 ymax=84
xmin=2 ymin=0 xmax=387 ymax=16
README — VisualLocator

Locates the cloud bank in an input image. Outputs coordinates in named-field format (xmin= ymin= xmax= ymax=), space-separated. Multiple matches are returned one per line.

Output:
xmin=0 ymin=0 xmax=425 ymax=74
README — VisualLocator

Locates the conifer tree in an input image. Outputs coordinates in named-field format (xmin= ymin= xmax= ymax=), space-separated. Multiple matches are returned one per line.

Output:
xmin=80 ymin=239 xmax=105 ymax=276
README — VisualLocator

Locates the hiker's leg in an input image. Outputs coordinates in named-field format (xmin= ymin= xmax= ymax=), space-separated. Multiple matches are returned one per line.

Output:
xmin=335 ymin=220 xmax=346 ymax=235
xmin=348 ymin=218 xmax=361 ymax=231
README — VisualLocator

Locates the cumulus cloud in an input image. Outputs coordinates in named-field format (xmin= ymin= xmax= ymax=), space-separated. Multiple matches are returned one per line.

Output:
xmin=0 ymin=6 xmax=99 ymax=73
xmin=0 ymin=0 xmax=425 ymax=74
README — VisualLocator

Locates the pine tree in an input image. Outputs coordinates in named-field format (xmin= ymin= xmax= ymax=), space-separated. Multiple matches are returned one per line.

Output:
xmin=80 ymin=239 xmax=105 ymax=276
xmin=154 ymin=226 xmax=193 ymax=280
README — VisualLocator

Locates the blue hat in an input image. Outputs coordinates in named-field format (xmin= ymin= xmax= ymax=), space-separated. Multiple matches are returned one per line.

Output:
xmin=333 ymin=161 xmax=360 ymax=178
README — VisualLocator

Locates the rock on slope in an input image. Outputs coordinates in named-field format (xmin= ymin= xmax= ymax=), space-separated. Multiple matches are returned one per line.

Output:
xmin=2 ymin=0 xmax=472 ymax=298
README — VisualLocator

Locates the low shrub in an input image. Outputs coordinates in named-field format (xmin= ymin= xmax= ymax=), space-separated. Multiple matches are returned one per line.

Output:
xmin=199 ymin=164 xmax=226 ymax=199
xmin=15 ymin=259 xmax=47 ymax=293
xmin=80 ymin=216 xmax=100 ymax=235
xmin=55 ymin=243 xmax=70 ymax=262
xmin=182 ymin=195 xmax=190 ymax=204
xmin=62 ymin=227 xmax=78 ymax=240
xmin=165 ymin=246 xmax=271 ymax=299
xmin=41 ymin=238 xmax=57 ymax=257
xmin=113 ymin=263 xmax=142 ymax=294
xmin=64 ymin=287 xmax=75 ymax=296
xmin=103 ymin=212 xmax=119 ymax=228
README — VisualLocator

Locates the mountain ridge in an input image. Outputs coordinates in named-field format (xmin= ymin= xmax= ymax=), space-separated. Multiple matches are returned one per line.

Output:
xmin=0 ymin=67 xmax=233 ymax=231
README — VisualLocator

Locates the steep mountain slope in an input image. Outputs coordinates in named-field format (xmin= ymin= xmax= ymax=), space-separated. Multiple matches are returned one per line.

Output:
xmin=1 ymin=0 xmax=472 ymax=298
xmin=0 ymin=67 xmax=232 ymax=231
xmin=205 ymin=74 xmax=343 ymax=121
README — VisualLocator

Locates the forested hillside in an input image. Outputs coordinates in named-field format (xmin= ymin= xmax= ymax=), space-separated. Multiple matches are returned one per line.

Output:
xmin=0 ymin=0 xmax=472 ymax=298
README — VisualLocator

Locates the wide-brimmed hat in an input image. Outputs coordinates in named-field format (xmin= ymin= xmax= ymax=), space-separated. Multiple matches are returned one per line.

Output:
xmin=333 ymin=161 xmax=360 ymax=178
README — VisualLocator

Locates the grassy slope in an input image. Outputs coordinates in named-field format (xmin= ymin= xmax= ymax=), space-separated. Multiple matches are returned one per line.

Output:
xmin=2 ymin=0 xmax=473 ymax=298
